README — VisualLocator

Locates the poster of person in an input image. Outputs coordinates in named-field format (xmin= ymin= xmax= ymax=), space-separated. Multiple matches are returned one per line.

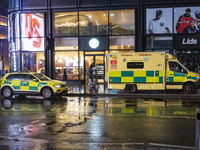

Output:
xmin=146 ymin=8 xmax=172 ymax=34
xmin=174 ymin=7 xmax=200 ymax=33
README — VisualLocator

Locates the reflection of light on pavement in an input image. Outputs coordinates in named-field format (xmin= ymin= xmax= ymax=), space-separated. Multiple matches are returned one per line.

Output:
xmin=89 ymin=116 xmax=103 ymax=143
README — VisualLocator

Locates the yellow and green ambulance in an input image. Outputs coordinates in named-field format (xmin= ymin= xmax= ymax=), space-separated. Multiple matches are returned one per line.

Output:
xmin=0 ymin=72 xmax=68 ymax=99
xmin=106 ymin=52 xmax=200 ymax=94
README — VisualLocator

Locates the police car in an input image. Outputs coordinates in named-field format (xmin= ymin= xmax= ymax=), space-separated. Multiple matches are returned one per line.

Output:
xmin=0 ymin=72 xmax=68 ymax=99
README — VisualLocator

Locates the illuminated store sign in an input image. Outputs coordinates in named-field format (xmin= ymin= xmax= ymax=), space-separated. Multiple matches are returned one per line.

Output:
xmin=174 ymin=34 xmax=200 ymax=49
xmin=89 ymin=38 xmax=99 ymax=49
xmin=80 ymin=36 xmax=108 ymax=51
xmin=21 ymin=13 xmax=44 ymax=51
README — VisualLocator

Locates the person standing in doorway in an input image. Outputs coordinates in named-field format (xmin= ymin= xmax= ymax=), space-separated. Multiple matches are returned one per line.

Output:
xmin=88 ymin=63 xmax=94 ymax=90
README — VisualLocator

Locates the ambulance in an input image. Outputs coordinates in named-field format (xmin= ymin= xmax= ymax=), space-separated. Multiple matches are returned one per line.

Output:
xmin=106 ymin=52 xmax=200 ymax=94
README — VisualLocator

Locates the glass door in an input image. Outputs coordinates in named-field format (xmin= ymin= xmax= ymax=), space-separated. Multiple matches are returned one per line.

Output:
xmin=85 ymin=56 xmax=94 ymax=83
xmin=85 ymin=55 xmax=104 ymax=83
xmin=95 ymin=56 xmax=104 ymax=83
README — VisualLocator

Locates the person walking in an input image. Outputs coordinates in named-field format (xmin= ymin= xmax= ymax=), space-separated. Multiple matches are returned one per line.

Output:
xmin=88 ymin=63 xmax=94 ymax=90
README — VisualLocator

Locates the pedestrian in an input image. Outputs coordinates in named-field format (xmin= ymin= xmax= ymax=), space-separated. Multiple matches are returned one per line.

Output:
xmin=176 ymin=8 xmax=193 ymax=33
xmin=88 ymin=64 xmax=94 ymax=90
xmin=87 ymin=20 xmax=93 ymax=35
xmin=63 ymin=68 xmax=67 ymax=82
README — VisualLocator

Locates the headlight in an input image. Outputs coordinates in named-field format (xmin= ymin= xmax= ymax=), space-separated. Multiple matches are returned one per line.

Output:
xmin=54 ymin=85 xmax=61 ymax=88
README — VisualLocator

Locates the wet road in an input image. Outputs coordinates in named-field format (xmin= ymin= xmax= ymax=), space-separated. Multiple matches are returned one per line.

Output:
xmin=0 ymin=96 xmax=198 ymax=150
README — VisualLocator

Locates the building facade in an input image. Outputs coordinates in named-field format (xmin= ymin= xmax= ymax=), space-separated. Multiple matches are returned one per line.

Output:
xmin=0 ymin=8 xmax=8 ymax=76
xmin=8 ymin=0 xmax=200 ymax=83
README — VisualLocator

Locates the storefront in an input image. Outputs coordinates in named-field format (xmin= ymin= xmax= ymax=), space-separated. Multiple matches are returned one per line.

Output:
xmin=8 ymin=0 xmax=200 ymax=83
xmin=145 ymin=5 xmax=200 ymax=73
xmin=8 ymin=5 xmax=136 ymax=82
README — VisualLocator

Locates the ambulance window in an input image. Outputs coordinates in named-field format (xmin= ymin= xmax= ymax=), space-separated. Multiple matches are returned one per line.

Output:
xmin=169 ymin=61 xmax=186 ymax=73
xmin=13 ymin=74 xmax=23 ymax=80
xmin=6 ymin=75 xmax=13 ymax=80
xmin=127 ymin=62 xmax=144 ymax=69
xmin=27 ymin=75 xmax=36 ymax=81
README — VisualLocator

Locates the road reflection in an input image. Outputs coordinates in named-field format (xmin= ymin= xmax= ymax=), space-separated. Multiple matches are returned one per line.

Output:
xmin=0 ymin=96 xmax=199 ymax=149
xmin=0 ymin=96 xmax=199 ymax=117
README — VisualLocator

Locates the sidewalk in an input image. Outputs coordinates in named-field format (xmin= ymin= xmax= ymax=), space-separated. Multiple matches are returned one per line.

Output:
xmin=66 ymin=81 xmax=200 ymax=99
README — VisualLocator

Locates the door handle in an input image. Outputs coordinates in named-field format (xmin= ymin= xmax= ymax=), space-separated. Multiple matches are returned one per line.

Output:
xmin=169 ymin=74 xmax=173 ymax=75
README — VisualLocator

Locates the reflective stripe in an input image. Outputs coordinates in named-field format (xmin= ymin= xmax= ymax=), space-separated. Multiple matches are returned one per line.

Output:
xmin=109 ymin=71 xmax=164 ymax=83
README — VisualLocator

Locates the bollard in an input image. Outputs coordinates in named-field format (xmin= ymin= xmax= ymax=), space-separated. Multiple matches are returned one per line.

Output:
xmin=196 ymin=108 xmax=200 ymax=150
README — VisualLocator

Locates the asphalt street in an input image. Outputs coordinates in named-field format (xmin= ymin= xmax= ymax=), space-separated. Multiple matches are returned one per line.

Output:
xmin=0 ymin=96 xmax=198 ymax=150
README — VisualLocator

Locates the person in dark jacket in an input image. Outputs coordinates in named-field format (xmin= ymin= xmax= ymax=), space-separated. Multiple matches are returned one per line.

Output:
xmin=63 ymin=68 xmax=67 ymax=81
xmin=88 ymin=63 xmax=94 ymax=89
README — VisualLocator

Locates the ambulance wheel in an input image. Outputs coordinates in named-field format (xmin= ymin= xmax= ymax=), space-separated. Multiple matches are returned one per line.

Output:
xmin=126 ymin=84 xmax=137 ymax=93
xmin=183 ymin=82 xmax=195 ymax=94
xmin=2 ymin=86 xmax=13 ymax=98
xmin=42 ymin=87 xmax=53 ymax=99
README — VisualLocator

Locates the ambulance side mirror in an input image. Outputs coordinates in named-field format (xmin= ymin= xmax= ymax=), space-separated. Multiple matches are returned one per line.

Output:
xmin=181 ymin=68 xmax=187 ymax=74
xmin=33 ymin=79 xmax=39 ymax=82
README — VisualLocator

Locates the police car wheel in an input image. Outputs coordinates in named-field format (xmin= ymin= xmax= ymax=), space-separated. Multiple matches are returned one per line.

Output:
xmin=2 ymin=87 xmax=13 ymax=98
xmin=42 ymin=87 xmax=53 ymax=99
xmin=127 ymin=85 xmax=137 ymax=93
xmin=183 ymin=83 xmax=195 ymax=94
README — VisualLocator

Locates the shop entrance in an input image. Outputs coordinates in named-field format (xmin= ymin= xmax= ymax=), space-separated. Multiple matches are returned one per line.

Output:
xmin=85 ymin=53 xmax=104 ymax=84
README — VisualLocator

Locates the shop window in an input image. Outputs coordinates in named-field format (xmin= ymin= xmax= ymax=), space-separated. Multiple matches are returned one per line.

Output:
xmin=54 ymin=12 xmax=78 ymax=36
xmin=79 ymin=11 xmax=108 ymax=35
xmin=109 ymin=36 xmax=135 ymax=50
xmin=55 ymin=51 xmax=79 ymax=80
xmin=55 ymin=37 xmax=78 ymax=50
xmin=22 ymin=52 xmax=45 ymax=73
xmin=146 ymin=36 xmax=172 ymax=49
xmin=146 ymin=49 xmax=171 ymax=54
xmin=109 ymin=9 xmax=135 ymax=35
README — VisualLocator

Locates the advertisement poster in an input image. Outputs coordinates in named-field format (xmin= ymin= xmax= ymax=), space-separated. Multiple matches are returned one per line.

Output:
xmin=21 ymin=13 xmax=44 ymax=51
xmin=174 ymin=7 xmax=200 ymax=34
xmin=146 ymin=8 xmax=172 ymax=34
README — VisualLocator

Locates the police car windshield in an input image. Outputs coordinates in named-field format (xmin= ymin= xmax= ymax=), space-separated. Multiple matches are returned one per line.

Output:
xmin=34 ymin=74 xmax=51 ymax=81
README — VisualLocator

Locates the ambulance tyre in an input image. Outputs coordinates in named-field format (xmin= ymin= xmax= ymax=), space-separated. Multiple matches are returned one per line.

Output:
xmin=41 ymin=87 xmax=53 ymax=99
xmin=126 ymin=84 xmax=137 ymax=93
xmin=2 ymin=86 xmax=13 ymax=98
xmin=183 ymin=82 xmax=195 ymax=94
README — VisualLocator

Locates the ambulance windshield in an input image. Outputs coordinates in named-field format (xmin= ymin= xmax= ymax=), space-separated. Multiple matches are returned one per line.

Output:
xmin=34 ymin=73 xmax=51 ymax=81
